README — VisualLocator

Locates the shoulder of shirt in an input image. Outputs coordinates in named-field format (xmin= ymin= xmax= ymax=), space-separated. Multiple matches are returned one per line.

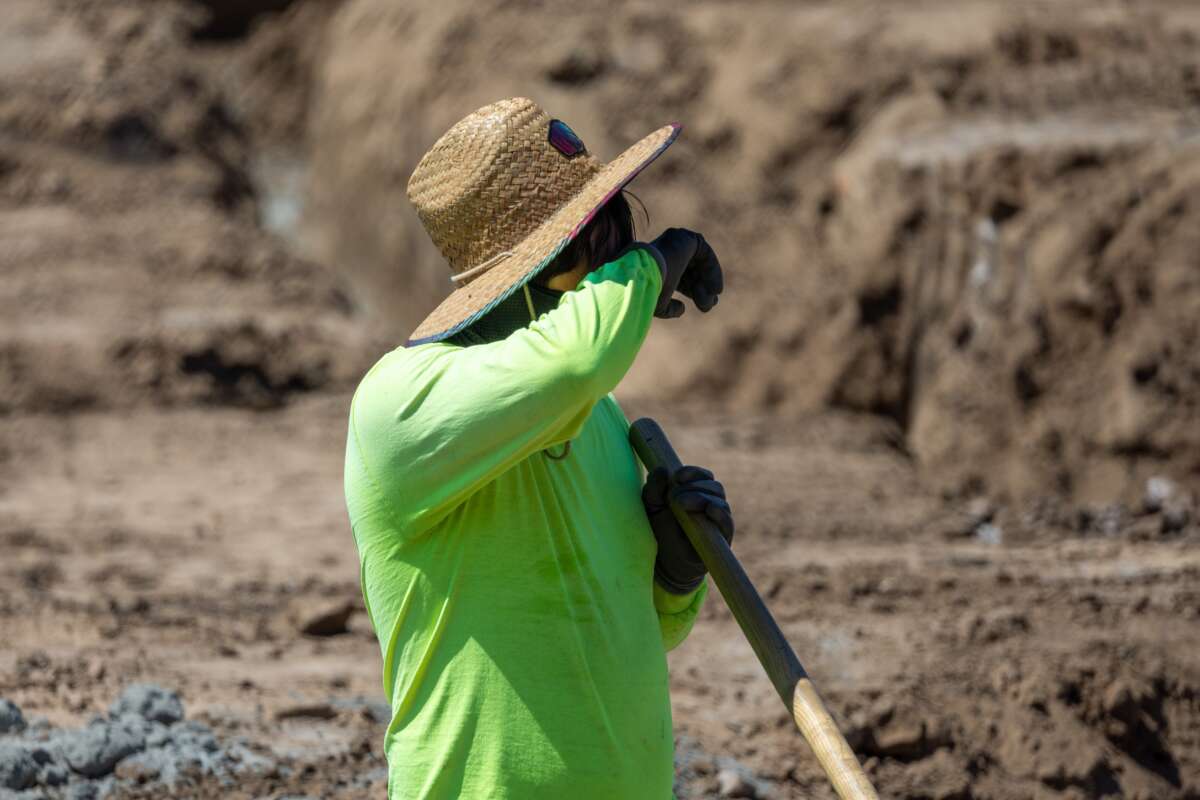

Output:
xmin=370 ymin=341 xmax=456 ymax=374
xmin=350 ymin=341 xmax=457 ymax=413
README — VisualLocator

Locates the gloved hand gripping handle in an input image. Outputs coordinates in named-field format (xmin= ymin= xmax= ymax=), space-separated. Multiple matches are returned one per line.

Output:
xmin=629 ymin=418 xmax=881 ymax=800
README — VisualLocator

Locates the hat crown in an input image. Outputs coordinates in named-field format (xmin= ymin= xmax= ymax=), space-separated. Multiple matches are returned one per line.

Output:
xmin=407 ymin=98 xmax=602 ymax=278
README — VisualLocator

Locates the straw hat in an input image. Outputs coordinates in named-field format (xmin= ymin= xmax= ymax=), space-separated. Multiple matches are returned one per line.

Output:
xmin=405 ymin=97 xmax=680 ymax=345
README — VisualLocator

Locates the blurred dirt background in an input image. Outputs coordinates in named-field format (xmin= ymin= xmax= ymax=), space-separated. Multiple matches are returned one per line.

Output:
xmin=2 ymin=0 xmax=1199 ymax=798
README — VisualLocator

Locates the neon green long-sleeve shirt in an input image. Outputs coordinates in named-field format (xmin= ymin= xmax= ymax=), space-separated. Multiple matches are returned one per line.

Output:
xmin=344 ymin=246 xmax=707 ymax=799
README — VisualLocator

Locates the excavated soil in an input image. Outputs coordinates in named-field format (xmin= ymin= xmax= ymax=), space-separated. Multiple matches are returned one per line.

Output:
xmin=2 ymin=1 xmax=1199 ymax=798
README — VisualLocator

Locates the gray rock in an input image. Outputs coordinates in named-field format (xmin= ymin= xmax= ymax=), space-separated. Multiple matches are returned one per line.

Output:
xmin=28 ymin=746 xmax=55 ymax=766
xmin=0 ymin=700 xmax=25 ymax=735
xmin=144 ymin=724 xmax=172 ymax=749
xmin=717 ymin=767 xmax=757 ymax=798
xmin=171 ymin=720 xmax=220 ymax=754
xmin=0 ymin=686 xmax=282 ymax=796
xmin=109 ymin=685 xmax=184 ymax=726
xmin=974 ymin=522 xmax=1003 ymax=545
xmin=1143 ymin=476 xmax=1176 ymax=513
xmin=59 ymin=715 xmax=148 ymax=777
xmin=104 ymin=718 xmax=272 ymax=787
xmin=23 ymin=716 xmax=52 ymax=737
xmin=0 ymin=742 xmax=37 ymax=790
xmin=330 ymin=695 xmax=391 ymax=724
xmin=224 ymin=742 xmax=276 ymax=778
xmin=10 ymin=791 xmax=51 ymax=800
xmin=67 ymin=781 xmax=101 ymax=800
xmin=352 ymin=765 xmax=389 ymax=788
xmin=39 ymin=761 xmax=69 ymax=786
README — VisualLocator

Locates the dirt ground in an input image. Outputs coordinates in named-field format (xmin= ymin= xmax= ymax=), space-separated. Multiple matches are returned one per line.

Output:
xmin=1 ymin=1 xmax=1199 ymax=798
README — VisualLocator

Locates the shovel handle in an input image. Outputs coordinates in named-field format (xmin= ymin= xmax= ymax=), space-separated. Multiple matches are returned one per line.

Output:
xmin=630 ymin=418 xmax=880 ymax=800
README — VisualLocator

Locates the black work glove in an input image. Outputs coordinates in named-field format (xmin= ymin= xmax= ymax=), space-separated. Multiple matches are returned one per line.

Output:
xmin=642 ymin=465 xmax=735 ymax=594
xmin=649 ymin=228 xmax=724 ymax=319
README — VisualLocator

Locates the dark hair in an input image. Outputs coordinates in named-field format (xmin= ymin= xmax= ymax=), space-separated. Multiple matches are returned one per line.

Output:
xmin=535 ymin=191 xmax=645 ymax=283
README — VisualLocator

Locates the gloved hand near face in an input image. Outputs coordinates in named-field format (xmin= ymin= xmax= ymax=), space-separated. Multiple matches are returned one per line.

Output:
xmin=642 ymin=464 xmax=735 ymax=594
xmin=649 ymin=228 xmax=724 ymax=319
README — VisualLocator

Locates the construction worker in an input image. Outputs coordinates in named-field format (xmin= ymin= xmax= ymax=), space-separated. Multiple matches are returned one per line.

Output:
xmin=344 ymin=97 xmax=734 ymax=799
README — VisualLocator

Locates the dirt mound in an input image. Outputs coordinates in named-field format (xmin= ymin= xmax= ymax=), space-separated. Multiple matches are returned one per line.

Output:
xmin=308 ymin=0 xmax=1200 ymax=502
xmin=0 ymin=0 xmax=369 ymax=415
xmin=821 ymin=81 xmax=1200 ymax=503
xmin=199 ymin=0 xmax=344 ymax=145
xmin=852 ymin=646 xmax=1200 ymax=799
xmin=822 ymin=102 xmax=1200 ymax=504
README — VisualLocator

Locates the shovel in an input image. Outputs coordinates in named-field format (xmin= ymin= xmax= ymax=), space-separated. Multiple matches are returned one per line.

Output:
xmin=630 ymin=418 xmax=880 ymax=800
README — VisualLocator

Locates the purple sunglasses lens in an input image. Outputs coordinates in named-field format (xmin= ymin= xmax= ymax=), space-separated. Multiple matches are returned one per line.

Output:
xmin=548 ymin=119 xmax=585 ymax=157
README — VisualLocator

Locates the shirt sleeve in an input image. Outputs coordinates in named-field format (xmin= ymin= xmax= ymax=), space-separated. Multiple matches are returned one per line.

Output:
xmin=654 ymin=580 xmax=708 ymax=652
xmin=348 ymin=246 xmax=663 ymax=537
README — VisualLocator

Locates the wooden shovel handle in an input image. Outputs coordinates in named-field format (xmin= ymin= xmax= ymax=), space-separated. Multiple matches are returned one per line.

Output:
xmin=630 ymin=418 xmax=880 ymax=800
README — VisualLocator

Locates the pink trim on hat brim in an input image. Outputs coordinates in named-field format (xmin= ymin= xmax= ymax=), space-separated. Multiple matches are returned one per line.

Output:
xmin=566 ymin=123 xmax=681 ymax=241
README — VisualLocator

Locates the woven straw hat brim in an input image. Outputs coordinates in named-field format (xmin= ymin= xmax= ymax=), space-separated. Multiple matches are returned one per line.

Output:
xmin=406 ymin=123 xmax=681 ymax=346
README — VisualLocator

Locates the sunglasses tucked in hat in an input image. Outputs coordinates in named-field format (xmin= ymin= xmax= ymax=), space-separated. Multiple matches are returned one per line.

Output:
xmin=405 ymin=97 xmax=680 ymax=345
